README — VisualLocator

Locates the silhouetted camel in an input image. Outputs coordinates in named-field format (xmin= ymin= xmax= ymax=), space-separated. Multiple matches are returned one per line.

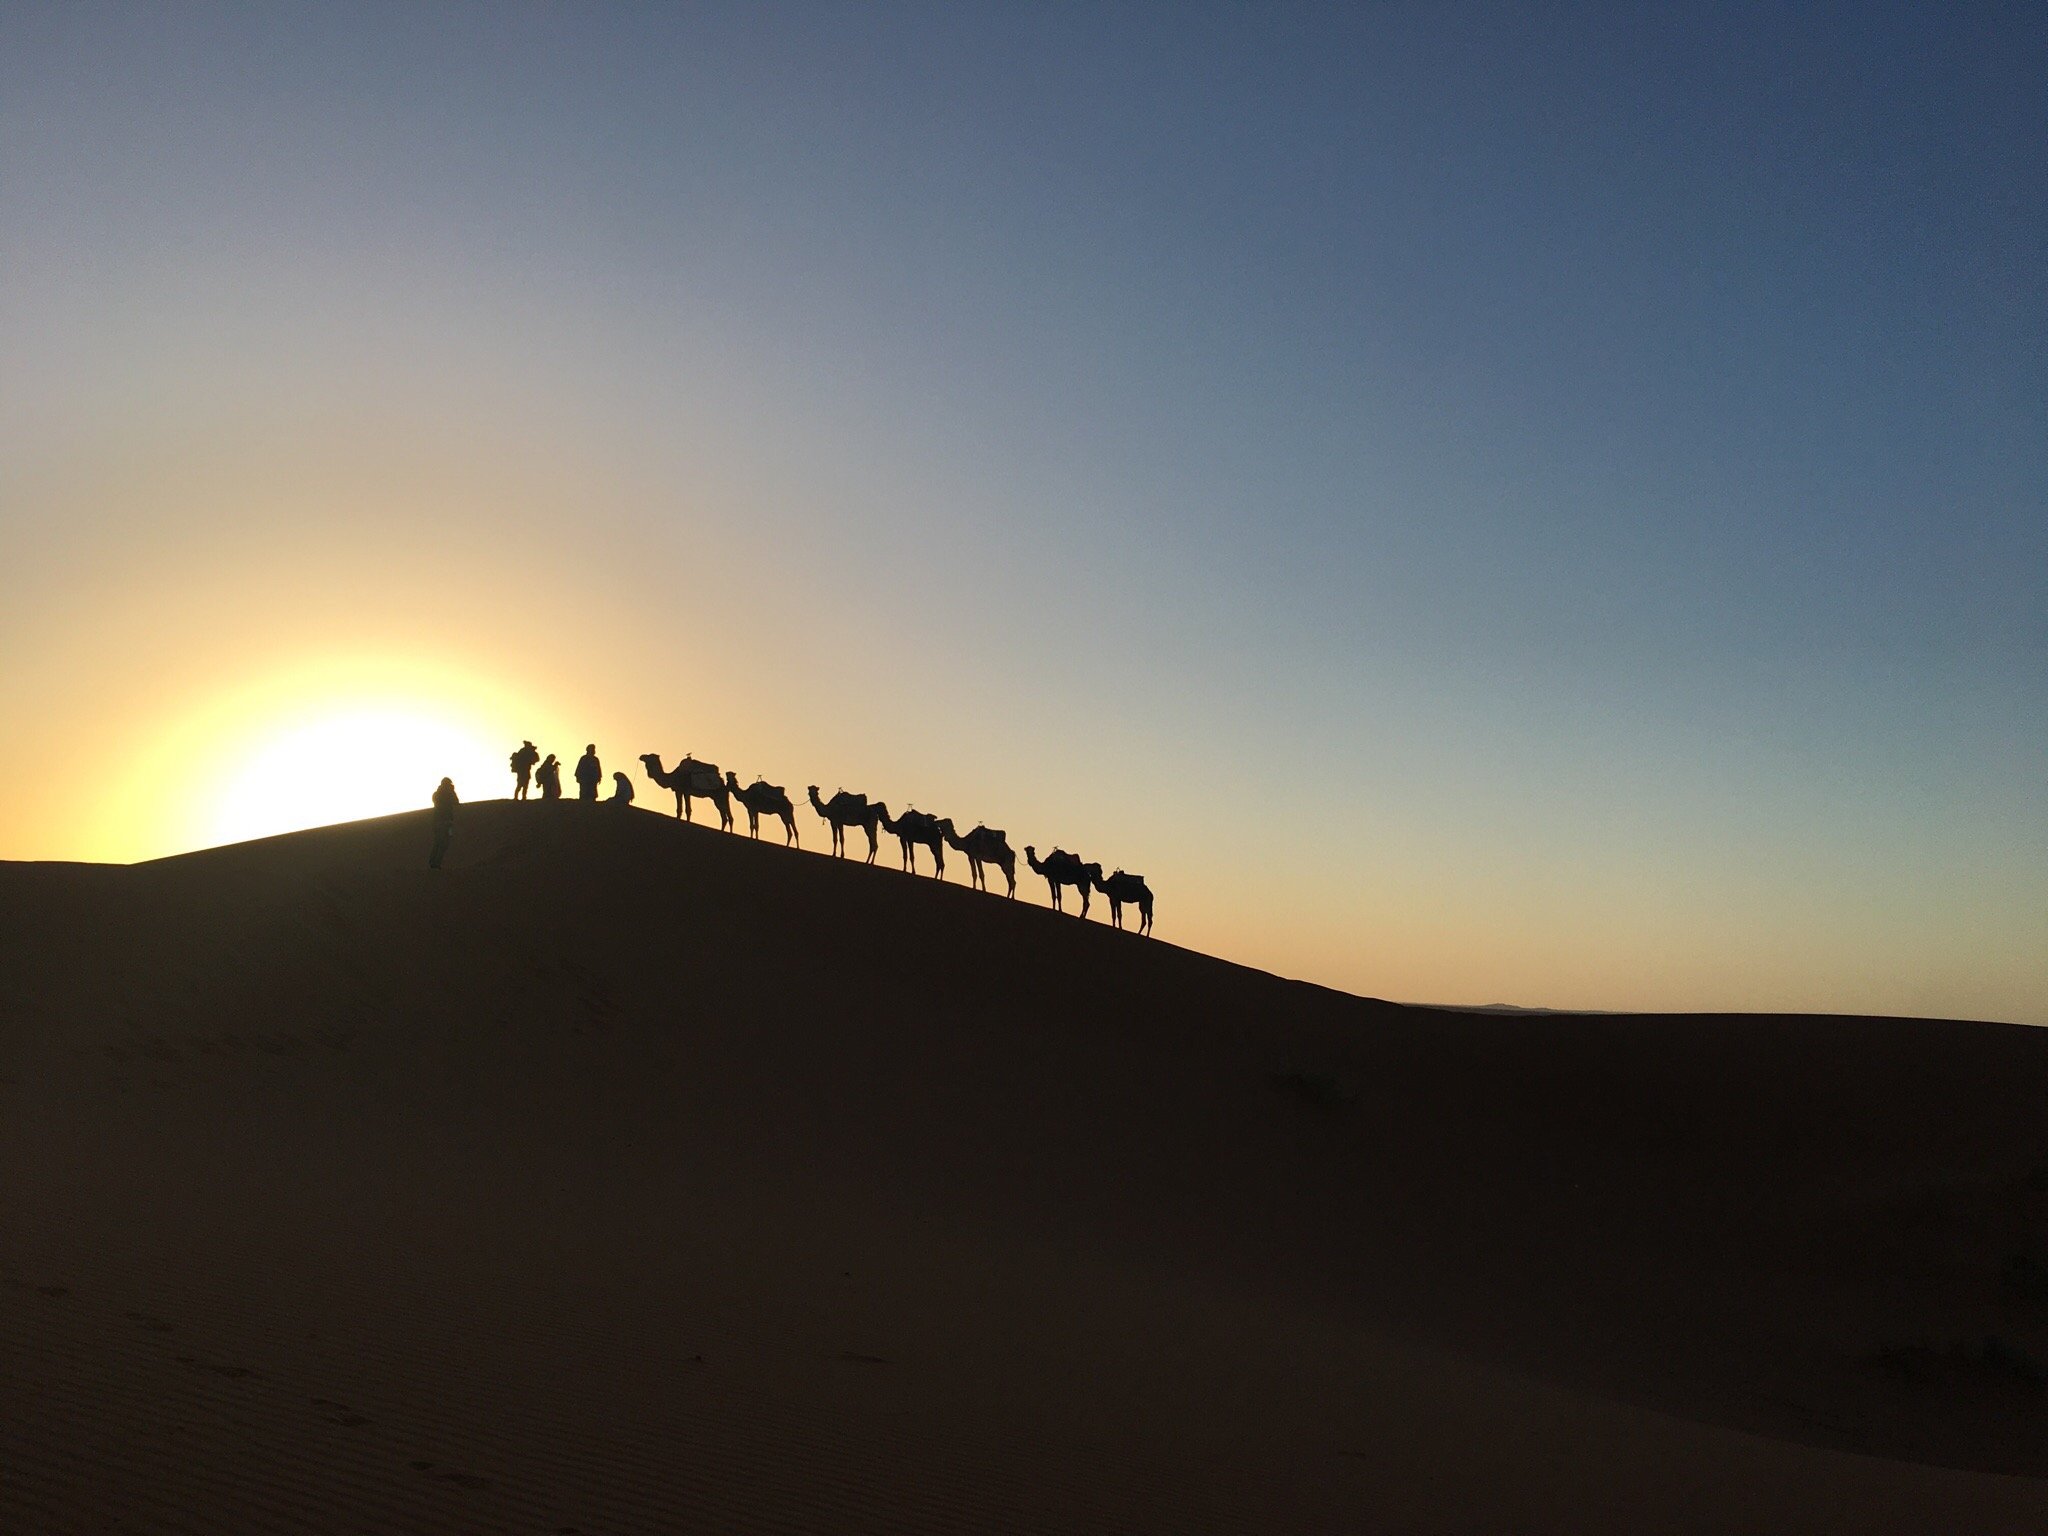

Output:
xmin=808 ymin=787 xmax=883 ymax=863
xmin=877 ymin=805 xmax=947 ymax=878
xmin=1091 ymin=869 xmax=1153 ymax=934
xmin=940 ymin=820 xmax=1016 ymax=896
xmin=725 ymin=771 xmax=799 ymax=845
xmin=1024 ymin=847 xmax=1097 ymax=916
xmin=639 ymin=753 xmax=733 ymax=829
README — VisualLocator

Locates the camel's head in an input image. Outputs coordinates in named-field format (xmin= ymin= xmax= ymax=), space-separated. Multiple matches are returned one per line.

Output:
xmin=1084 ymin=862 xmax=1104 ymax=886
xmin=638 ymin=753 xmax=663 ymax=773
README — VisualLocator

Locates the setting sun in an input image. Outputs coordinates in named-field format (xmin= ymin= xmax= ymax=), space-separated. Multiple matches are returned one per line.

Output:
xmin=76 ymin=650 xmax=566 ymax=862
xmin=206 ymin=706 xmax=502 ymax=848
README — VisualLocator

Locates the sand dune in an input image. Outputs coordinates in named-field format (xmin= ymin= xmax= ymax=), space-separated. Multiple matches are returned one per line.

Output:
xmin=3 ymin=800 xmax=2045 ymax=1532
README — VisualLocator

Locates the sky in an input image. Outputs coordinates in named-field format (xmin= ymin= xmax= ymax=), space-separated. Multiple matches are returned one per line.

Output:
xmin=2 ymin=3 xmax=2042 ymax=1022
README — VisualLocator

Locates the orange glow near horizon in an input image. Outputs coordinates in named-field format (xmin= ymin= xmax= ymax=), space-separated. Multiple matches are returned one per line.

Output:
xmin=96 ymin=655 xmax=567 ymax=861
xmin=204 ymin=707 xmax=500 ymax=849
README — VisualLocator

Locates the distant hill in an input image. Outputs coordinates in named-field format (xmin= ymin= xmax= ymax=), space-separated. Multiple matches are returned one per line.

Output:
xmin=1411 ymin=1001 xmax=1623 ymax=1015
xmin=3 ymin=801 xmax=2046 ymax=1532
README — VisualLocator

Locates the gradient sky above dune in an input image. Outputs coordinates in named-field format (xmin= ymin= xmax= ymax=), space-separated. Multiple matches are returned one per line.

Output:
xmin=2 ymin=4 xmax=2043 ymax=1023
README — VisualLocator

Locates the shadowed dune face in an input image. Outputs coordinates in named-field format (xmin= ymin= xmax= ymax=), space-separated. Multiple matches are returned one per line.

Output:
xmin=3 ymin=801 xmax=2047 ymax=1533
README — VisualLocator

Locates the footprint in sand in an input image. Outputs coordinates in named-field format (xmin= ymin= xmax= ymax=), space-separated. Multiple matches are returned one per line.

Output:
xmin=409 ymin=1461 xmax=492 ymax=1490
xmin=312 ymin=1397 xmax=372 ymax=1427
xmin=176 ymin=1355 xmax=257 ymax=1379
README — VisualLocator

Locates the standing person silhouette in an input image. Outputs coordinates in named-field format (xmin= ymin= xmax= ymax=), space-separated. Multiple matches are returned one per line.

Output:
xmin=536 ymin=753 xmax=562 ymax=801
xmin=575 ymin=743 xmax=603 ymax=803
xmin=428 ymin=777 xmax=459 ymax=869
xmin=510 ymin=740 xmax=539 ymax=800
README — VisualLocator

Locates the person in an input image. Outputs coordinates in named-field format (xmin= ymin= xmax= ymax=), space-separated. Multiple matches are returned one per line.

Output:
xmin=510 ymin=740 xmax=539 ymax=800
xmin=575 ymin=743 xmax=603 ymax=803
xmin=428 ymin=777 xmax=459 ymax=869
xmin=536 ymin=753 xmax=562 ymax=801
xmin=611 ymin=770 xmax=635 ymax=806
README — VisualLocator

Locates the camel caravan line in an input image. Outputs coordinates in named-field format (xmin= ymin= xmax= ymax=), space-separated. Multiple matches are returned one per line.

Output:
xmin=533 ymin=748 xmax=1153 ymax=934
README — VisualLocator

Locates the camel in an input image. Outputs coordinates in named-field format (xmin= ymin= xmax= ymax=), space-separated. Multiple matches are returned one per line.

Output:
xmin=940 ymin=820 xmax=1017 ymax=897
xmin=724 ymin=772 xmax=799 ymax=845
xmin=1091 ymin=869 xmax=1154 ymax=934
xmin=807 ymin=786 xmax=883 ymax=863
xmin=877 ymin=804 xmax=947 ymax=878
xmin=1024 ymin=847 xmax=1098 ymax=916
xmin=638 ymin=753 xmax=734 ymax=830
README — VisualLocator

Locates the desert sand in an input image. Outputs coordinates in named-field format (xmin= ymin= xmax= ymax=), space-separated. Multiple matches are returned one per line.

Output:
xmin=3 ymin=800 xmax=2046 ymax=1533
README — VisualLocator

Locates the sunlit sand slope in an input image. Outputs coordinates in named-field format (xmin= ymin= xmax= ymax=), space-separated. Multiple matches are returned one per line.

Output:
xmin=3 ymin=802 xmax=2045 ymax=1532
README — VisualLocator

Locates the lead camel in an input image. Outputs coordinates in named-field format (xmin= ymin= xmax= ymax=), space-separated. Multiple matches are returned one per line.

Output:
xmin=638 ymin=753 xmax=734 ymax=830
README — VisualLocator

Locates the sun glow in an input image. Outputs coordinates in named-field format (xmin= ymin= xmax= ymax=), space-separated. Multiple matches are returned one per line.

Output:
xmin=206 ymin=706 xmax=502 ymax=849
xmin=88 ymin=651 xmax=559 ymax=860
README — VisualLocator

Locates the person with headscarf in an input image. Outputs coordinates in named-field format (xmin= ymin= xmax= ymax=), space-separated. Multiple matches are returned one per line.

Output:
xmin=428 ymin=777 xmax=459 ymax=869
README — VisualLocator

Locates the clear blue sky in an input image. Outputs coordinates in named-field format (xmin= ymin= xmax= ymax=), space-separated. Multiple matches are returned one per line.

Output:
xmin=3 ymin=3 xmax=2043 ymax=1019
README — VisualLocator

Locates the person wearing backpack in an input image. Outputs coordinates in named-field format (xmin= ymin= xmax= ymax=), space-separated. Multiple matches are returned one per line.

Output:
xmin=510 ymin=740 xmax=540 ymax=800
